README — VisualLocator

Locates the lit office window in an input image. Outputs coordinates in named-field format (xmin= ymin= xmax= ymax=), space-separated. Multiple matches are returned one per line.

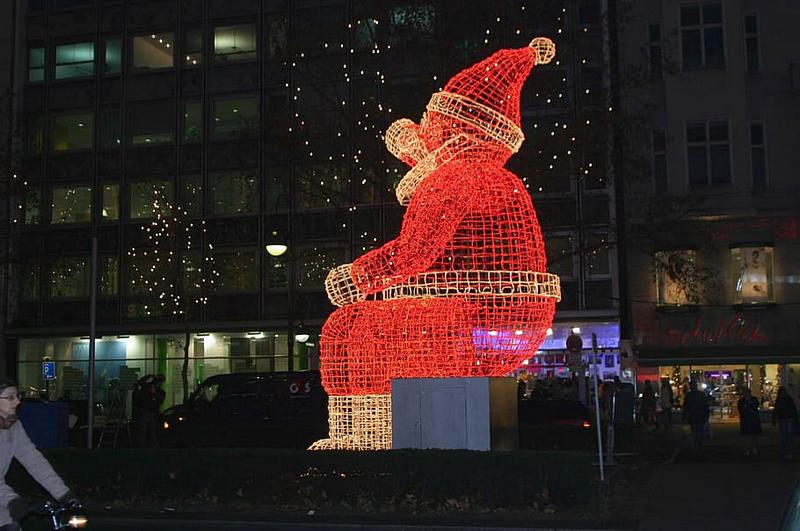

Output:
xmin=51 ymin=185 xmax=92 ymax=224
xmin=214 ymin=24 xmax=257 ymax=62
xmin=680 ymin=3 xmax=725 ymax=69
xmin=102 ymin=184 xmax=119 ymax=221
xmin=129 ymin=181 xmax=173 ymax=219
xmin=49 ymin=257 xmax=90 ymax=299
xmin=55 ymin=42 xmax=95 ymax=79
xmin=211 ymin=170 xmax=258 ymax=215
xmin=132 ymin=33 xmax=174 ymax=69
xmin=105 ymin=38 xmax=122 ymax=74
xmin=128 ymin=101 xmax=175 ymax=145
xmin=213 ymin=249 xmax=258 ymax=292
xmin=687 ymin=121 xmax=730 ymax=186
xmin=184 ymin=28 xmax=203 ymax=67
xmin=211 ymin=96 xmax=259 ymax=140
xmin=28 ymin=47 xmax=45 ymax=82
xmin=183 ymin=101 xmax=202 ymax=143
xmin=51 ymin=112 xmax=93 ymax=151
xmin=732 ymin=246 xmax=773 ymax=304
xmin=655 ymin=250 xmax=698 ymax=305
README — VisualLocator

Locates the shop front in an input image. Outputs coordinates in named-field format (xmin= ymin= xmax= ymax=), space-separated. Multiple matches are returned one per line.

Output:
xmin=15 ymin=331 xmax=320 ymax=413
xmin=634 ymin=308 xmax=800 ymax=418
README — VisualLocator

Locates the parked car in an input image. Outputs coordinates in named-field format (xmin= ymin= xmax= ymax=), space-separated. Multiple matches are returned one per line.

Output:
xmin=518 ymin=398 xmax=593 ymax=450
xmin=160 ymin=371 xmax=328 ymax=448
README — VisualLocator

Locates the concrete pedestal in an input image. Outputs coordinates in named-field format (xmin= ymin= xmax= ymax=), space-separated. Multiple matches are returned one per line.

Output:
xmin=391 ymin=377 xmax=518 ymax=451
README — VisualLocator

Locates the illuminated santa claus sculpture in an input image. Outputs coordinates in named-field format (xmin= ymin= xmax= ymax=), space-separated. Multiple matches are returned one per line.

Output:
xmin=311 ymin=37 xmax=561 ymax=450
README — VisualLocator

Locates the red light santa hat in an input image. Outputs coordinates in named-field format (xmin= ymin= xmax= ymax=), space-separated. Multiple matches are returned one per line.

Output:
xmin=425 ymin=37 xmax=555 ymax=153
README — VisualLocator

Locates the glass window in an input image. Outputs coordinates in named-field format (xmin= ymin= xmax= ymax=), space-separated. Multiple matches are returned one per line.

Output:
xmin=297 ymin=245 xmax=347 ymax=288
xmin=182 ymin=175 xmax=202 ymax=217
xmin=126 ymin=253 xmax=159 ymax=295
xmin=732 ymin=246 xmax=773 ymax=304
xmin=648 ymin=22 xmax=662 ymax=78
xmin=183 ymin=28 xmax=203 ymax=67
xmin=132 ymin=33 xmax=174 ymax=70
xmin=210 ymin=170 xmax=258 ymax=215
xmin=750 ymin=122 xmax=767 ymax=190
xmin=102 ymin=184 xmax=119 ymax=221
xmin=585 ymin=233 xmax=610 ymax=277
xmin=655 ymin=250 xmax=698 ymax=305
xmin=214 ymin=24 xmax=257 ymax=63
xmin=546 ymin=234 xmax=576 ymax=279
xmin=51 ymin=112 xmax=93 ymax=152
xmin=744 ymin=13 xmax=760 ymax=72
xmin=24 ymin=190 xmax=41 ymax=225
xmin=55 ymin=42 xmax=95 ymax=79
xmin=49 ymin=257 xmax=90 ymax=299
xmin=681 ymin=2 xmax=725 ymax=69
xmin=28 ymin=47 xmax=45 ymax=82
xmin=51 ymin=185 xmax=92 ymax=224
xmin=129 ymin=181 xmax=174 ymax=219
xmin=183 ymin=101 xmax=202 ymax=143
xmin=686 ymin=120 xmax=730 ymax=186
xmin=389 ymin=5 xmax=436 ymax=46
xmin=100 ymin=256 xmax=118 ymax=296
xmin=127 ymin=100 xmax=175 ymax=145
xmin=21 ymin=263 xmax=40 ymax=301
xmin=25 ymin=113 xmax=43 ymax=154
xmin=652 ymin=129 xmax=667 ymax=193
xmin=213 ymin=249 xmax=258 ymax=292
xmin=210 ymin=96 xmax=259 ymax=140
xmin=101 ymin=109 xmax=121 ymax=149
xmin=105 ymin=38 xmax=122 ymax=74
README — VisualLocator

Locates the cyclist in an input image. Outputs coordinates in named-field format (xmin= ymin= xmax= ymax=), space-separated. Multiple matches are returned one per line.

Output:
xmin=0 ymin=378 xmax=77 ymax=531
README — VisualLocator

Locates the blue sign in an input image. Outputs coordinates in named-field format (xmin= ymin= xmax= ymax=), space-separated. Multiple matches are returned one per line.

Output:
xmin=42 ymin=361 xmax=56 ymax=381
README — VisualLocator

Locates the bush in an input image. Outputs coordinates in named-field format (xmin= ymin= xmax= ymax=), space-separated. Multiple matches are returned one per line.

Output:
xmin=9 ymin=449 xmax=593 ymax=515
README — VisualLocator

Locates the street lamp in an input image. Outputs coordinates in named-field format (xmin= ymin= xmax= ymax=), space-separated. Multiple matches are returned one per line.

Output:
xmin=265 ymin=229 xmax=288 ymax=257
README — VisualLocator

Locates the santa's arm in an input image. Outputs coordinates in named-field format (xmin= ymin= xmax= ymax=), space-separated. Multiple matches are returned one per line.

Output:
xmin=326 ymin=169 xmax=477 ymax=306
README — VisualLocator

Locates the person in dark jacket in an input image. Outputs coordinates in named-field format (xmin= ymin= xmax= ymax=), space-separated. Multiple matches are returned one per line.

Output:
xmin=773 ymin=386 xmax=798 ymax=460
xmin=641 ymin=380 xmax=657 ymax=427
xmin=737 ymin=387 xmax=762 ymax=456
xmin=133 ymin=374 xmax=166 ymax=448
xmin=682 ymin=379 xmax=709 ymax=452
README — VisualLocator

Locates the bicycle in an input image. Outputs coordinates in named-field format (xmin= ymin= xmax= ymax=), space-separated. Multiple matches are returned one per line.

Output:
xmin=19 ymin=499 xmax=88 ymax=530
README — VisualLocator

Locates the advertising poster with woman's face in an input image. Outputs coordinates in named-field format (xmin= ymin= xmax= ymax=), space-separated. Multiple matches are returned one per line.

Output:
xmin=734 ymin=246 xmax=773 ymax=303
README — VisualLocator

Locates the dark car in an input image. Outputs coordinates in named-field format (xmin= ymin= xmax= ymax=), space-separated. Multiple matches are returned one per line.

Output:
xmin=160 ymin=371 xmax=328 ymax=448
xmin=518 ymin=398 xmax=593 ymax=450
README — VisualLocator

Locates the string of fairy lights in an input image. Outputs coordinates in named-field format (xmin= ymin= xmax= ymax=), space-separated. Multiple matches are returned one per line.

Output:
xmin=127 ymin=189 xmax=219 ymax=317
xmin=285 ymin=1 xmax=610 ymax=278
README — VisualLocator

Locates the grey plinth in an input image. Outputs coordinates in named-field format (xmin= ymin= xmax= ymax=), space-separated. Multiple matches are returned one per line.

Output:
xmin=391 ymin=377 xmax=518 ymax=451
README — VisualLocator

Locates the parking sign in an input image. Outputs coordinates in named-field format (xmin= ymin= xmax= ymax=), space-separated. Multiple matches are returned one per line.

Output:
xmin=42 ymin=361 xmax=56 ymax=381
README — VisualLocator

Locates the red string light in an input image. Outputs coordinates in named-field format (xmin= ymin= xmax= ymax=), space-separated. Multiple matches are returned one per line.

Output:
xmin=312 ymin=38 xmax=561 ymax=450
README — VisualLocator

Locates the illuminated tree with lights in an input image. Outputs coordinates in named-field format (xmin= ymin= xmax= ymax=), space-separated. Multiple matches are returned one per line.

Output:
xmin=128 ymin=189 xmax=219 ymax=401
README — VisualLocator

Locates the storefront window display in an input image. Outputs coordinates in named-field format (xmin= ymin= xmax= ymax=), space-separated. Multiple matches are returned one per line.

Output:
xmin=732 ymin=246 xmax=774 ymax=304
xmin=17 ymin=332 xmax=319 ymax=420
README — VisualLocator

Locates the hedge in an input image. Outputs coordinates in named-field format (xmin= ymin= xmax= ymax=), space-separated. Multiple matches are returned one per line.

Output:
xmin=9 ymin=449 xmax=594 ymax=515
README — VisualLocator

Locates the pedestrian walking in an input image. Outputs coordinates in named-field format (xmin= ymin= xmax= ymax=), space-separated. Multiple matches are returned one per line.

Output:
xmin=641 ymin=380 xmax=657 ymax=427
xmin=772 ymin=386 xmax=798 ymax=460
xmin=737 ymin=387 xmax=762 ymax=456
xmin=682 ymin=379 xmax=710 ymax=452
xmin=132 ymin=374 xmax=166 ymax=448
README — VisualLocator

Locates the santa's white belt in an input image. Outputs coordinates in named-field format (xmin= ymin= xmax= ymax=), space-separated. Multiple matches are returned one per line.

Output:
xmin=380 ymin=270 xmax=561 ymax=301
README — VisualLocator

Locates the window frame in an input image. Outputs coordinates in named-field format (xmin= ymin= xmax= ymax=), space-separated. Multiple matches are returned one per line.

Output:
xmin=647 ymin=21 xmax=663 ymax=79
xmin=28 ymin=46 xmax=45 ymax=83
xmin=743 ymin=11 xmax=761 ymax=73
xmin=104 ymin=36 xmax=123 ymax=75
xmin=127 ymin=180 xmax=175 ymax=220
xmin=679 ymin=2 xmax=726 ymax=70
xmin=50 ymin=111 xmax=94 ymax=152
xmin=54 ymin=41 xmax=96 ymax=80
xmin=130 ymin=32 xmax=175 ymax=71
xmin=213 ymin=23 xmax=258 ymax=63
xmin=50 ymin=183 xmax=94 ymax=225
xmin=652 ymin=129 xmax=668 ymax=194
xmin=685 ymin=119 xmax=732 ymax=187
xmin=209 ymin=94 xmax=260 ymax=141
xmin=730 ymin=244 xmax=774 ymax=305
xmin=655 ymin=249 xmax=700 ymax=307
xmin=749 ymin=121 xmax=768 ymax=190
